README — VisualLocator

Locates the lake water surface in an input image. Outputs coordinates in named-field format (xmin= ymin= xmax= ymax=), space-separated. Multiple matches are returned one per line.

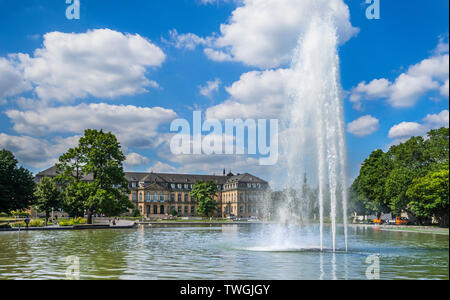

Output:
xmin=0 ymin=224 xmax=448 ymax=280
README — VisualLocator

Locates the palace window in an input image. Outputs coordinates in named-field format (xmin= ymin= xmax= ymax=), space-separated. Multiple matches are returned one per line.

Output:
xmin=146 ymin=192 xmax=151 ymax=202
xmin=184 ymin=184 xmax=189 ymax=189
xmin=153 ymin=192 xmax=157 ymax=202
xmin=178 ymin=206 xmax=182 ymax=214
xmin=171 ymin=194 xmax=175 ymax=202
xmin=184 ymin=194 xmax=188 ymax=202
xmin=171 ymin=184 xmax=176 ymax=189
xmin=191 ymin=206 xmax=195 ymax=214
xmin=160 ymin=205 xmax=165 ymax=214
xmin=160 ymin=194 xmax=165 ymax=201
xmin=153 ymin=205 xmax=158 ymax=214
xmin=178 ymin=194 xmax=181 ymax=202
xmin=178 ymin=184 xmax=182 ymax=189
xmin=184 ymin=206 xmax=188 ymax=214
xmin=132 ymin=194 xmax=137 ymax=201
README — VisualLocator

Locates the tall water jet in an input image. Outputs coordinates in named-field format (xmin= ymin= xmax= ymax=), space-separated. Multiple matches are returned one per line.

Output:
xmin=279 ymin=12 xmax=349 ymax=252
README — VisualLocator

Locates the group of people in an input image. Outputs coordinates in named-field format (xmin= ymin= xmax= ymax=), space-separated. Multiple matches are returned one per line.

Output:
xmin=108 ymin=217 xmax=120 ymax=226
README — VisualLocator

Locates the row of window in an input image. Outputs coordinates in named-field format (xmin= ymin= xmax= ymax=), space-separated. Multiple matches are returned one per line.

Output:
xmin=224 ymin=205 xmax=259 ymax=214
xmin=224 ymin=183 xmax=263 ymax=190
xmin=222 ymin=193 xmax=262 ymax=202
xmin=131 ymin=193 xmax=196 ymax=203
xmin=139 ymin=205 xmax=196 ymax=215
xmin=130 ymin=181 xmax=264 ymax=191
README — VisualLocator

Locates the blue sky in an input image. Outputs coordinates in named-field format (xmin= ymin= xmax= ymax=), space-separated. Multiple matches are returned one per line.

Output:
xmin=0 ymin=0 xmax=448 ymax=189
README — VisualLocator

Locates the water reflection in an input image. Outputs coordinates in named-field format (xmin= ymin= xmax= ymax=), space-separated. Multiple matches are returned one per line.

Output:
xmin=0 ymin=225 xmax=448 ymax=280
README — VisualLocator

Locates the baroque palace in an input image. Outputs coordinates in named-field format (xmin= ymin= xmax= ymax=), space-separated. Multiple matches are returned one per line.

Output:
xmin=36 ymin=167 xmax=270 ymax=218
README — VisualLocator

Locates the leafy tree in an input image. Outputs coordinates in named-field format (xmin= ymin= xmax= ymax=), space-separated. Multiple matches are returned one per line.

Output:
xmin=384 ymin=167 xmax=416 ymax=215
xmin=0 ymin=149 xmax=36 ymax=213
xmin=355 ymin=149 xmax=393 ymax=214
xmin=35 ymin=177 xmax=62 ymax=224
xmin=351 ymin=127 xmax=449 ymax=227
xmin=63 ymin=180 xmax=90 ymax=218
xmin=170 ymin=209 xmax=178 ymax=217
xmin=424 ymin=127 xmax=449 ymax=169
xmin=406 ymin=168 xmax=449 ymax=227
xmin=56 ymin=129 xmax=132 ymax=223
xmin=349 ymin=178 xmax=374 ymax=217
xmin=132 ymin=208 xmax=141 ymax=218
xmin=190 ymin=181 xmax=218 ymax=217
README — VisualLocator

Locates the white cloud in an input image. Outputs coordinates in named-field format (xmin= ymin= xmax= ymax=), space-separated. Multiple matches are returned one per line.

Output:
xmin=204 ymin=48 xmax=234 ymax=62
xmin=166 ymin=29 xmax=212 ymax=50
xmin=196 ymin=0 xmax=237 ymax=5
xmin=388 ymin=110 xmax=449 ymax=144
xmin=423 ymin=110 xmax=449 ymax=128
xmin=350 ymin=38 xmax=449 ymax=109
xmin=0 ymin=57 xmax=32 ymax=99
xmin=0 ymin=134 xmax=79 ymax=169
xmin=125 ymin=152 xmax=150 ymax=167
xmin=441 ymin=79 xmax=449 ymax=97
xmin=209 ymin=0 xmax=358 ymax=68
xmin=147 ymin=161 xmax=178 ymax=173
xmin=14 ymin=29 xmax=166 ymax=102
xmin=199 ymin=78 xmax=221 ymax=99
xmin=388 ymin=122 xmax=426 ymax=140
xmin=206 ymin=68 xmax=293 ymax=119
xmin=6 ymin=103 xmax=177 ymax=148
xmin=347 ymin=115 xmax=380 ymax=137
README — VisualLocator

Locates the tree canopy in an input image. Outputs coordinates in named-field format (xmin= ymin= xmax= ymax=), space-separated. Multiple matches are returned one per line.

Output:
xmin=190 ymin=181 xmax=218 ymax=217
xmin=0 ymin=149 xmax=36 ymax=214
xmin=35 ymin=177 xmax=62 ymax=224
xmin=55 ymin=129 xmax=132 ymax=223
xmin=351 ymin=127 xmax=449 ymax=227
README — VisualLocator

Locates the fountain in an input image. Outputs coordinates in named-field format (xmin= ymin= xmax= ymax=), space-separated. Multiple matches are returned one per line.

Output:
xmin=274 ymin=12 xmax=349 ymax=252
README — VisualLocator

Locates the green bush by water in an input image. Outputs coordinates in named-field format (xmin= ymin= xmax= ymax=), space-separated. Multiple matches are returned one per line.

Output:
xmin=59 ymin=217 xmax=87 ymax=226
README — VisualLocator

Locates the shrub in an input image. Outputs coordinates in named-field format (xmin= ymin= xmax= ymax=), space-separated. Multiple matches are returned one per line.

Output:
xmin=11 ymin=221 xmax=26 ymax=228
xmin=29 ymin=219 xmax=44 ymax=227
xmin=11 ymin=211 xmax=30 ymax=218
xmin=59 ymin=217 xmax=87 ymax=226
xmin=58 ymin=220 xmax=72 ymax=227
xmin=73 ymin=217 xmax=87 ymax=225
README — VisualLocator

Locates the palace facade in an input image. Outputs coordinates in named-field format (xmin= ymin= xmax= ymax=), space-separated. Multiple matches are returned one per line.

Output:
xmin=36 ymin=167 xmax=270 ymax=218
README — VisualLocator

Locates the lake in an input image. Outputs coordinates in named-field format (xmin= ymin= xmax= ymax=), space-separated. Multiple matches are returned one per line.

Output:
xmin=0 ymin=224 xmax=448 ymax=280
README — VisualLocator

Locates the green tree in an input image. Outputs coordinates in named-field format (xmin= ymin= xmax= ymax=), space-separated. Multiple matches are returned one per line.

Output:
xmin=355 ymin=149 xmax=393 ymax=214
xmin=170 ymin=209 xmax=178 ymax=217
xmin=35 ymin=177 xmax=62 ymax=225
xmin=424 ymin=127 xmax=449 ymax=169
xmin=406 ymin=168 xmax=449 ymax=227
xmin=350 ymin=127 xmax=449 ymax=226
xmin=56 ymin=129 xmax=132 ymax=224
xmin=349 ymin=178 xmax=374 ymax=217
xmin=0 ymin=149 xmax=36 ymax=213
xmin=63 ymin=180 xmax=90 ymax=218
xmin=190 ymin=181 xmax=218 ymax=218
xmin=384 ymin=167 xmax=416 ymax=215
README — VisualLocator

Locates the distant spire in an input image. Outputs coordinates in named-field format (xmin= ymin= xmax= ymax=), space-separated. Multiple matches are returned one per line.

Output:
xmin=223 ymin=168 xmax=226 ymax=176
